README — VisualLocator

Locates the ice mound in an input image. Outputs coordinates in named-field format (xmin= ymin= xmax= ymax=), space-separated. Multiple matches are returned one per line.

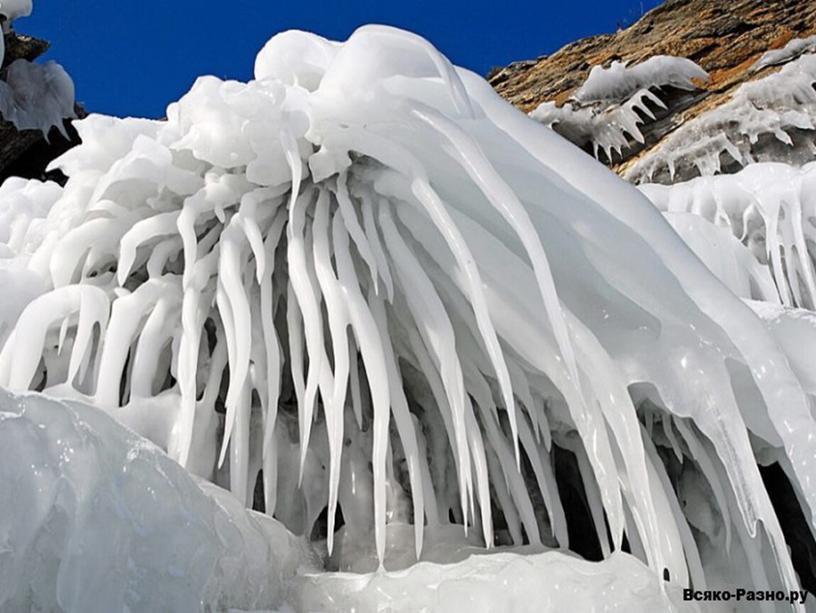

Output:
xmin=640 ymin=161 xmax=816 ymax=309
xmin=625 ymin=53 xmax=816 ymax=183
xmin=0 ymin=387 xmax=317 ymax=612
xmin=530 ymin=56 xmax=708 ymax=161
xmin=0 ymin=24 xmax=815 ymax=609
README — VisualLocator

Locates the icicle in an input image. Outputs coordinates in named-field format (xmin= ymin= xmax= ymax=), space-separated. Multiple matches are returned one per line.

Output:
xmin=377 ymin=203 xmax=474 ymax=528
xmin=410 ymin=105 xmax=583 ymax=401
xmin=312 ymin=189 xmax=350 ymax=555
xmin=335 ymin=172 xmax=379 ymax=293
xmin=368 ymin=287 xmax=427 ymax=559
xmin=674 ymin=418 xmax=733 ymax=550
xmin=361 ymin=194 xmax=394 ymax=300
xmin=332 ymin=206 xmax=393 ymax=565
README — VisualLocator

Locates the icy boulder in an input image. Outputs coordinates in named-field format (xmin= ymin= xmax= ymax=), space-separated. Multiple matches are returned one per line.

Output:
xmin=2 ymin=24 xmax=816 ymax=606
xmin=0 ymin=388 xmax=318 ymax=613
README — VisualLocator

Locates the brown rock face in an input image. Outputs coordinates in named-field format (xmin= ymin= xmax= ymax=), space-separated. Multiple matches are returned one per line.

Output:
xmin=488 ymin=0 xmax=816 ymax=178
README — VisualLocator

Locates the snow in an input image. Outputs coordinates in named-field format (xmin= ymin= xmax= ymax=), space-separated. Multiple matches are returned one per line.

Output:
xmin=0 ymin=23 xmax=814 ymax=612
xmin=530 ymin=55 xmax=707 ymax=161
xmin=625 ymin=53 xmax=816 ymax=183
xmin=0 ymin=388 xmax=318 ymax=612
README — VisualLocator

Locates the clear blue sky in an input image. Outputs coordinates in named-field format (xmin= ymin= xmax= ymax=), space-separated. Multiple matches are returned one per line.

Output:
xmin=20 ymin=0 xmax=662 ymax=119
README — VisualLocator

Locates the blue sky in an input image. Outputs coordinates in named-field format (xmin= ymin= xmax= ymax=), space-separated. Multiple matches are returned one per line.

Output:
xmin=21 ymin=0 xmax=661 ymax=119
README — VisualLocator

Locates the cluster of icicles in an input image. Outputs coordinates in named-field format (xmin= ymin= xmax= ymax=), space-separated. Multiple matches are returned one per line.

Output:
xmin=2 ymin=25 xmax=816 ymax=603
xmin=624 ymin=52 xmax=816 ymax=184
xmin=641 ymin=161 xmax=816 ymax=310
xmin=530 ymin=56 xmax=708 ymax=163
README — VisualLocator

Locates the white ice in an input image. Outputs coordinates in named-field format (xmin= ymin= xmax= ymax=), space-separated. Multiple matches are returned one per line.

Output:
xmin=530 ymin=55 xmax=707 ymax=162
xmin=625 ymin=53 xmax=816 ymax=183
xmin=575 ymin=56 xmax=708 ymax=103
xmin=753 ymin=36 xmax=816 ymax=72
xmin=640 ymin=161 xmax=816 ymax=308
xmin=0 ymin=22 xmax=813 ymax=613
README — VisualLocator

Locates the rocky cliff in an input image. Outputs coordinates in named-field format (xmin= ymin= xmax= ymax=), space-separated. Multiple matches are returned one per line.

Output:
xmin=489 ymin=0 xmax=816 ymax=182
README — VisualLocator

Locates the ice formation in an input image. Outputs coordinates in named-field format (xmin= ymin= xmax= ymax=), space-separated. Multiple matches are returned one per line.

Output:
xmin=0 ymin=0 xmax=75 ymax=136
xmin=640 ymin=161 xmax=816 ymax=309
xmin=753 ymin=36 xmax=816 ymax=73
xmin=574 ymin=56 xmax=708 ymax=104
xmin=530 ymin=56 xmax=707 ymax=162
xmin=0 ymin=0 xmax=31 ymax=28
xmin=0 ymin=388 xmax=318 ymax=612
xmin=1 ymin=22 xmax=816 ymax=612
xmin=0 ymin=388 xmax=702 ymax=612
xmin=625 ymin=53 xmax=816 ymax=184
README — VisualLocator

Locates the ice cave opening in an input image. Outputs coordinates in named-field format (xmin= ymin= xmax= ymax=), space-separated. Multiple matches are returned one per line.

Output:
xmin=1 ymin=14 xmax=816 ymax=613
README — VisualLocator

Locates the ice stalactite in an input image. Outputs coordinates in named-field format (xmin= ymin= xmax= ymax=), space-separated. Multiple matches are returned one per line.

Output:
xmin=1 ymin=24 xmax=815 ymax=607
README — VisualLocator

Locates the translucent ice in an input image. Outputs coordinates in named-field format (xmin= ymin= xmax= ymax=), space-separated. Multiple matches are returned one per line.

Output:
xmin=0 ymin=388 xmax=318 ymax=612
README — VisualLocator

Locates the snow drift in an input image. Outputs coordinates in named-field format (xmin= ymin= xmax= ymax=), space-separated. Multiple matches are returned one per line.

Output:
xmin=0 ymin=23 xmax=815 ymax=611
